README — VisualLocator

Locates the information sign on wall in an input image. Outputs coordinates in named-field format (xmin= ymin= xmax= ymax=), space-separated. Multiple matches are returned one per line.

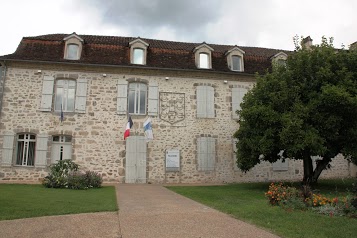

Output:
xmin=166 ymin=149 xmax=180 ymax=172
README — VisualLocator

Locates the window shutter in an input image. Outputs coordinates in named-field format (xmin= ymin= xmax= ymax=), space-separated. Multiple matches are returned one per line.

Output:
xmin=40 ymin=76 xmax=55 ymax=111
xmin=51 ymin=143 xmax=60 ymax=163
xmin=1 ymin=132 xmax=15 ymax=167
xmin=196 ymin=86 xmax=206 ymax=118
xmin=197 ymin=137 xmax=206 ymax=170
xmin=63 ymin=144 xmax=72 ymax=160
xmin=35 ymin=134 xmax=48 ymax=168
xmin=207 ymin=137 xmax=215 ymax=170
xmin=117 ymin=80 xmax=128 ymax=115
xmin=75 ymin=79 xmax=88 ymax=113
xmin=206 ymin=86 xmax=215 ymax=118
xmin=272 ymin=159 xmax=289 ymax=171
xmin=148 ymin=81 xmax=158 ymax=116
xmin=232 ymin=87 xmax=247 ymax=119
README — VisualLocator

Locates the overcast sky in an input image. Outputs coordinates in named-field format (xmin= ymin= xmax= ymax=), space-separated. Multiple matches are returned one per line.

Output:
xmin=1 ymin=0 xmax=356 ymax=56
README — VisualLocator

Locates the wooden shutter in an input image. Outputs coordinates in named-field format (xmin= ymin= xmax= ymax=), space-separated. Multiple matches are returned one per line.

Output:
xmin=273 ymin=159 xmax=289 ymax=171
xmin=35 ymin=134 xmax=48 ymax=168
xmin=197 ymin=137 xmax=206 ymax=170
xmin=1 ymin=132 xmax=14 ymax=167
xmin=206 ymin=86 xmax=215 ymax=118
xmin=63 ymin=144 xmax=72 ymax=160
xmin=148 ymin=81 xmax=158 ymax=116
xmin=207 ymin=137 xmax=215 ymax=170
xmin=232 ymin=87 xmax=247 ymax=119
xmin=197 ymin=86 xmax=206 ymax=118
xmin=136 ymin=136 xmax=147 ymax=183
xmin=117 ymin=80 xmax=128 ymax=115
xmin=40 ymin=76 xmax=55 ymax=111
xmin=75 ymin=79 xmax=87 ymax=113
xmin=51 ymin=143 xmax=60 ymax=163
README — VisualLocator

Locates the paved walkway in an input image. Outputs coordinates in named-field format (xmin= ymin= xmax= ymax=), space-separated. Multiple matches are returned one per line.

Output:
xmin=0 ymin=184 xmax=280 ymax=238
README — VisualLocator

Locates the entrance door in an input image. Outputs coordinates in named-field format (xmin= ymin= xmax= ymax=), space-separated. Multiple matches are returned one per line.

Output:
xmin=125 ymin=136 xmax=147 ymax=183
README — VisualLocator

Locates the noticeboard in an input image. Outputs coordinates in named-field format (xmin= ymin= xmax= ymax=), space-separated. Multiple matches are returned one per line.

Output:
xmin=166 ymin=149 xmax=180 ymax=172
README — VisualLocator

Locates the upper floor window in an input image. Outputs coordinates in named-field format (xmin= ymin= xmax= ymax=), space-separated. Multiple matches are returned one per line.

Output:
xmin=66 ymin=44 xmax=79 ymax=60
xmin=133 ymin=48 xmax=144 ymax=65
xmin=129 ymin=38 xmax=149 ymax=65
xmin=197 ymin=85 xmax=215 ymax=118
xmin=232 ymin=55 xmax=242 ymax=71
xmin=194 ymin=43 xmax=214 ymax=69
xmin=16 ymin=133 xmax=36 ymax=166
xmin=128 ymin=83 xmax=147 ymax=115
xmin=199 ymin=53 xmax=209 ymax=69
xmin=55 ymin=80 xmax=76 ymax=112
xmin=272 ymin=52 xmax=288 ymax=68
xmin=226 ymin=46 xmax=245 ymax=72
xmin=63 ymin=33 xmax=83 ymax=60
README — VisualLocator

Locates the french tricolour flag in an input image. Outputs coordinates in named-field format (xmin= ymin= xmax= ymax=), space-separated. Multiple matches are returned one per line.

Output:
xmin=124 ymin=116 xmax=133 ymax=140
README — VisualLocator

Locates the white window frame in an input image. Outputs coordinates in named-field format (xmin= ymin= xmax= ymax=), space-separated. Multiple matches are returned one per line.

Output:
xmin=15 ymin=133 xmax=36 ymax=166
xmin=128 ymin=82 xmax=147 ymax=115
xmin=231 ymin=55 xmax=243 ymax=71
xmin=194 ymin=43 xmax=214 ymax=69
xmin=197 ymin=137 xmax=216 ymax=171
xmin=66 ymin=44 xmax=80 ymax=60
xmin=63 ymin=33 xmax=83 ymax=60
xmin=199 ymin=53 xmax=209 ymax=69
xmin=51 ymin=135 xmax=72 ymax=164
xmin=133 ymin=48 xmax=145 ymax=65
xmin=129 ymin=38 xmax=149 ymax=65
xmin=54 ymin=79 xmax=76 ymax=112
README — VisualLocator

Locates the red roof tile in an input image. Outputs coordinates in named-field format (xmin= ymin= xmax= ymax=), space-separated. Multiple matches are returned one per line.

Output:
xmin=0 ymin=33 xmax=291 ymax=74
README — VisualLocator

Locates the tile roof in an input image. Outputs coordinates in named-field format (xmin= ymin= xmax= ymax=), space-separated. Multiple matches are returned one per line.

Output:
xmin=0 ymin=33 xmax=291 ymax=74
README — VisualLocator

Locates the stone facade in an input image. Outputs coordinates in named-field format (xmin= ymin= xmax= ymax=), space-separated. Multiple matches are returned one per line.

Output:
xmin=0 ymin=62 xmax=355 ymax=183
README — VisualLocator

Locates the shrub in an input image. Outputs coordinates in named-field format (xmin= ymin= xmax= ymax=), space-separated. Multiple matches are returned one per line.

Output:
xmin=281 ymin=195 xmax=308 ymax=211
xmin=43 ymin=160 xmax=79 ymax=188
xmin=312 ymin=204 xmax=344 ymax=217
xmin=42 ymin=160 xmax=102 ymax=190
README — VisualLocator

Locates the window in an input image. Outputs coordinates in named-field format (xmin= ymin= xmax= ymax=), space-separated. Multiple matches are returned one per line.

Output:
xmin=276 ymin=59 xmax=286 ymax=67
xmin=231 ymin=87 xmax=248 ymax=119
xmin=197 ymin=137 xmax=215 ymax=171
xmin=128 ymin=83 xmax=147 ymax=115
xmin=55 ymin=80 xmax=76 ymax=112
xmin=272 ymin=159 xmax=289 ymax=171
xmin=129 ymin=38 xmax=149 ymax=65
xmin=16 ymin=134 xmax=36 ymax=166
xmin=199 ymin=53 xmax=209 ymax=69
xmin=197 ymin=86 xmax=214 ymax=118
xmin=66 ymin=44 xmax=79 ymax=60
xmin=232 ymin=55 xmax=242 ymax=71
xmin=133 ymin=48 xmax=144 ymax=64
xmin=226 ymin=47 xmax=245 ymax=72
xmin=51 ymin=135 xmax=72 ymax=163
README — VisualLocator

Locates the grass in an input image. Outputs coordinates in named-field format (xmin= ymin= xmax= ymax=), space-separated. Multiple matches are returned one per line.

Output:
xmin=167 ymin=179 xmax=357 ymax=238
xmin=0 ymin=184 xmax=118 ymax=221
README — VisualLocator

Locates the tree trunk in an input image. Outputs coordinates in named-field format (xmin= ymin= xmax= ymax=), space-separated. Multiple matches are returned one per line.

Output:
xmin=312 ymin=158 xmax=330 ymax=183
xmin=303 ymin=157 xmax=314 ymax=185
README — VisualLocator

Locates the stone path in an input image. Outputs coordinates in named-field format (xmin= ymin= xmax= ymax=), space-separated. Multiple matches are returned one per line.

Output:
xmin=0 ymin=184 xmax=280 ymax=238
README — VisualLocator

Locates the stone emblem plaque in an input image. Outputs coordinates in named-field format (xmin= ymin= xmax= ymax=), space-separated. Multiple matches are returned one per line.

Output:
xmin=159 ymin=92 xmax=185 ymax=124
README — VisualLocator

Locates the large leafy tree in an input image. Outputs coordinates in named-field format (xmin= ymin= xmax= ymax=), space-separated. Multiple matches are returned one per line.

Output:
xmin=234 ymin=37 xmax=357 ymax=184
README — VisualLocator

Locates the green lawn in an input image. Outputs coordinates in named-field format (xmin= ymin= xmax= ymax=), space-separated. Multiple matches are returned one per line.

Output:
xmin=167 ymin=179 xmax=357 ymax=238
xmin=0 ymin=184 xmax=118 ymax=220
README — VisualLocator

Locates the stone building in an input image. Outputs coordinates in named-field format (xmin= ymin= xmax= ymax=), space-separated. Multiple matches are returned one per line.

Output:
xmin=0 ymin=33 xmax=355 ymax=183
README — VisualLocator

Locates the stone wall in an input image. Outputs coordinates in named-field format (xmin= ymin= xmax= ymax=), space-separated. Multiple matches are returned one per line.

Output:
xmin=0 ymin=63 xmax=355 ymax=183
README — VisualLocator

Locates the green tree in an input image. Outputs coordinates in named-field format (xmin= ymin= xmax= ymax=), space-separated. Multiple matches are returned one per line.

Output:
xmin=234 ymin=37 xmax=357 ymax=185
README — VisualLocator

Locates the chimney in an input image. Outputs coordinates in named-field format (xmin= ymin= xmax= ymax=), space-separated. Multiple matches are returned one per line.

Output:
xmin=349 ymin=41 xmax=357 ymax=51
xmin=301 ymin=36 xmax=313 ymax=49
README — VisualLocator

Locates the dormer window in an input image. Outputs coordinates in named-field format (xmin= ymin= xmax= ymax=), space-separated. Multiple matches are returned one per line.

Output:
xmin=271 ymin=52 xmax=288 ymax=67
xmin=199 ymin=53 xmax=209 ymax=69
xmin=226 ymin=46 xmax=245 ymax=72
xmin=129 ymin=38 xmax=149 ymax=65
xmin=194 ymin=43 xmax=214 ymax=69
xmin=133 ymin=48 xmax=145 ymax=65
xmin=63 ymin=33 xmax=83 ymax=60
xmin=232 ymin=55 xmax=242 ymax=71
xmin=66 ymin=44 xmax=79 ymax=60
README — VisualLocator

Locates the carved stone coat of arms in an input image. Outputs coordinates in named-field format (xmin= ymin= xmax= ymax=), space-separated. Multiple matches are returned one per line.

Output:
xmin=159 ymin=92 xmax=185 ymax=124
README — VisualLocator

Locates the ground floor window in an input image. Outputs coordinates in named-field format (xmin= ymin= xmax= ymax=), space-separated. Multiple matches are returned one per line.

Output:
xmin=197 ymin=137 xmax=216 ymax=171
xmin=51 ymin=135 xmax=72 ymax=163
xmin=16 ymin=133 xmax=36 ymax=166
